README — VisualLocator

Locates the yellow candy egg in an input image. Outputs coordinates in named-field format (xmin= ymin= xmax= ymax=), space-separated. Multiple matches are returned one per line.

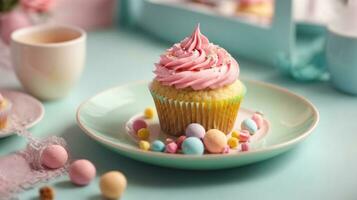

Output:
xmin=139 ymin=140 xmax=150 ymax=151
xmin=137 ymin=128 xmax=150 ymax=140
xmin=227 ymin=137 xmax=239 ymax=148
xmin=144 ymin=107 xmax=154 ymax=119
xmin=100 ymin=171 xmax=127 ymax=199
xmin=231 ymin=130 xmax=240 ymax=139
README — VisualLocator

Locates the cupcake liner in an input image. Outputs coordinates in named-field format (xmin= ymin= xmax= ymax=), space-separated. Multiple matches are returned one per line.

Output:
xmin=0 ymin=101 xmax=12 ymax=129
xmin=150 ymin=89 xmax=245 ymax=136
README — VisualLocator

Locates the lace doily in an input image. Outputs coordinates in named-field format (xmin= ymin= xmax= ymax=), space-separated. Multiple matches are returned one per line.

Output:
xmin=0 ymin=116 xmax=69 ymax=200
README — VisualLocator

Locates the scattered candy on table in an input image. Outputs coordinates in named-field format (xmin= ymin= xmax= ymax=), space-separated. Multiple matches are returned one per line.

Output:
xmin=182 ymin=137 xmax=204 ymax=155
xmin=150 ymin=140 xmax=165 ymax=152
xmin=203 ymin=129 xmax=227 ymax=154
xmin=241 ymin=143 xmax=249 ymax=152
xmin=137 ymin=128 xmax=150 ymax=140
xmin=138 ymin=140 xmax=150 ymax=151
xmin=185 ymin=123 xmax=205 ymax=139
xmin=227 ymin=137 xmax=239 ymax=148
xmin=69 ymin=159 xmax=96 ymax=186
xmin=100 ymin=171 xmax=127 ymax=200
xmin=132 ymin=119 xmax=147 ymax=133
xmin=144 ymin=107 xmax=155 ymax=119
xmin=39 ymin=186 xmax=55 ymax=200
xmin=165 ymin=142 xmax=178 ymax=154
xmin=41 ymin=144 xmax=68 ymax=169
xmin=252 ymin=113 xmax=264 ymax=129
xmin=241 ymin=118 xmax=258 ymax=135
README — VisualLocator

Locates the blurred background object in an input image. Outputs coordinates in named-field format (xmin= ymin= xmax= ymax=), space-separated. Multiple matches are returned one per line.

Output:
xmin=52 ymin=0 xmax=116 ymax=30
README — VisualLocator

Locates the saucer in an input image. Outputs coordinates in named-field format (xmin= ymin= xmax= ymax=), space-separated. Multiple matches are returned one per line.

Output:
xmin=76 ymin=80 xmax=319 ymax=169
xmin=0 ymin=90 xmax=45 ymax=138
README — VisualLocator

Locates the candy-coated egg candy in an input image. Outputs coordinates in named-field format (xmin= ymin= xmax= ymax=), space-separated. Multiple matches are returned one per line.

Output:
xmin=182 ymin=137 xmax=204 ymax=155
xmin=132 ymin=119 xmax=147 ymax=133
xmin=137 ymin=128 xmax=150 ymax=140
xmin=41 ymin=145 xmax=68 ymax=169
xmin=165 ymin=142 xmax=178 ymax=154
xmin=241 ymin=119 xmax=258 ymax=135
xmin=176 ymin=135 xmax=186 ymax=149
xmin=203 ymin=129 xmax=227 ymax=153
xmin=241 ymin=143 xmax=249 ymax=152
xmin=138 ymin=140 xmax=150 ymax=151
xmin=100 ymin=171 xmax=127 ymax=200
xmin=150 ymin=140 xmax=165 ymax=152
xmin=227 ymin=137 xmax=239 ymax=148
xmin=185 ymin=123 xmax=205 ymax=139
xmin=231 ymin=130 xmax=240 ymax=139
xmin=252 ymin=113 xmax=264 ymax=129
xmin=69 ymin=159 xmax=96 ymax=186
xmin=144 ymin=107 xmax=155 ymax=119
xmin=239 ymin=130 xmax=250 ymax=142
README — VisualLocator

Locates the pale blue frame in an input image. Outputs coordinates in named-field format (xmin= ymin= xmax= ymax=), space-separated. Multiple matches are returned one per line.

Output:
xmin=119 ymin=0 xmax=294 ymax=66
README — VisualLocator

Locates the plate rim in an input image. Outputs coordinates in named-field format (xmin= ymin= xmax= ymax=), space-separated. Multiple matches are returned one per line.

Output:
xmin=76 ymin=79 xmax=319 ymax=160
xmin=0 ymin=90 xmax=45 ymax=138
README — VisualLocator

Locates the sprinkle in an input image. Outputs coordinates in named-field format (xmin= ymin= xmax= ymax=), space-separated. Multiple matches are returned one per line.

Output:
xmin=150 ymin=140 xmax=165 ymax=152
xmin=144 ymin=107 xmax=155 ymax=119
xmin=231 ymin=130 xmax=240 ymax=139
xmin=176 ymin=135 xmax=186 ymax=149
xmin=239 ymin=130 xmax=250 ymax=142
xmin=227 ymin=137 xmax=239 ymax=148
xmin=222 ymin=146 xmax=230 ymax=154
xmin=139 ymin=140 xmax=150 ymax=151
xmin=137 ymin=128 xmax=150 ymax=140
xmin=252 ymin=113 xmax=264 ymax=129
xmin=241 ymin=118 xmax=258 ymax=135
xmin=165 ymin=142 xmax=178 ymax=154
xmin=241 ymin=143 xmax=249 ymax=152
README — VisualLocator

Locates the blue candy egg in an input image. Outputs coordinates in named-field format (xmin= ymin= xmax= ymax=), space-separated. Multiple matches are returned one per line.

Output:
xmin=185 ymin=123 xmax=205 ymax=139
xmin=150 ymin=140 xmax=165 ymax=152
xmin=182 ymin=137 xmax=204 ymax=155
xmin=241 ymin=118 xmax=258 ymax=135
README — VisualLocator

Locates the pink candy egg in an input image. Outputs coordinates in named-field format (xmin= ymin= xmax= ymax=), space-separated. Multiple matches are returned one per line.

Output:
xmin=241 ymin=143 xmax=249 ymax=152
xmin=252 ymin=113 xmax=264 ymax=129
xmin=132 ymin=119 xmax=147 ymax=133
xmin=69 ymin=159 xmax=96 ymax=186
xmin=41 ymin=145 xmax=68 ymax=169
xmin=239 ymin=130 xmax=250 ymax=143
xmin=165 ymin=142 xmax=178 ymax=154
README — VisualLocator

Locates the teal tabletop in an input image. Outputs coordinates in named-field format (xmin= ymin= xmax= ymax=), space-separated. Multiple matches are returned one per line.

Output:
xmin=1 ymin=29 xmax=357 ymax=200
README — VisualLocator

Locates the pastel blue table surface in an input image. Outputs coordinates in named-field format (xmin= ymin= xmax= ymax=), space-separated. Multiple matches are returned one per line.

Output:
xmin=1 ymin=28 xmax=357 ymax=200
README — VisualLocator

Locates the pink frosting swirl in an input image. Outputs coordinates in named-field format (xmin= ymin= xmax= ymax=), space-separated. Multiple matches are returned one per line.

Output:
xmin=154 ymin=25 xmax=239 ymax=90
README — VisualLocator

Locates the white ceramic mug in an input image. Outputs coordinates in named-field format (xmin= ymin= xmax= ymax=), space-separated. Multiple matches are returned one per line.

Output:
xmin=11 ymin=24 xmax=86 ymax=100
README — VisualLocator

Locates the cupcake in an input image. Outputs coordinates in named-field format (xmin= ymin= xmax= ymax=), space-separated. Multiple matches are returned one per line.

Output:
xmin=0 ymin=94 xmax=12 ymax=129
xmin=150 ymin=25 xmax=245 ymax=136
xmin=236 ymin=0 xmax=274 ymax=18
